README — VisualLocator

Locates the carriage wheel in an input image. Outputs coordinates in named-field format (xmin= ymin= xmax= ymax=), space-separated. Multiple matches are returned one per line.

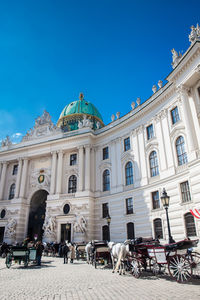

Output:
xmin=6 ymin=254 xmax=12 ymax=269
xmin=188 ymin=252 xmax=200 ymax=278
xmin=131 ymin=258 xmax=141 ymax=278
xmin=168 ymin=254 xmax=192 ymax=283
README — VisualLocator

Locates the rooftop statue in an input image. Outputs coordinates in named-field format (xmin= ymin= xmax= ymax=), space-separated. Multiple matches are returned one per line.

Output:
xmin=1 ymin=135 xmax=12 ymax=148
xmin=171 ymin=48 xmax=182 ymax=69
xmin=189 ymin=24 xmax=200 ymax=44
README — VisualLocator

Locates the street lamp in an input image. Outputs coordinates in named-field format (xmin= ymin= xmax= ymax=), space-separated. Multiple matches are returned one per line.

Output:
xmin=161 ymin=188 xmax=175 ymax=244
xmin=66 ymin=223 xmax=70 ymax=230
xmin=106 ymin=213 xmax=111 ymax=241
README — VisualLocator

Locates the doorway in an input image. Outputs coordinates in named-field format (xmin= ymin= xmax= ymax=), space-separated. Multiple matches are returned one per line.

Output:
xmin=27 ymin=190 xmax=48 ymax=241
xmin=61 ymin=224 xmax=71 ymax=243
xmin=0 ymin=227 xmax=5 ymax=243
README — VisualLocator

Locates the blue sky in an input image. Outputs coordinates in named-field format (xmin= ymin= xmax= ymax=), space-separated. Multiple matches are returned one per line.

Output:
xmin=0 ymin=0 xmax=200 ymax=143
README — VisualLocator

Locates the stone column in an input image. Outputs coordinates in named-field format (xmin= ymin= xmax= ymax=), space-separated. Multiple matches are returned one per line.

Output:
xmin=137 ymin=126 xmax=148 ymax=185
xmin=90 ymin=147 xmax=95 ymax=192
xmin=19 ymin=158 xmax=29 ymax=198
xmin=0 ymin=162 xmax=8 ymax=200
xmin=15 ymin=158 xmax=23 ymax=198
xmin=50 ymin=151 xmax=57 ymax=195
xmin=110 ymin=140 xmax=117 ymax=189
xmin=0 ymin=162 xmax=2 ymax=181
xmin=178 ymin=86 xmax=198 ymax=159
xmin=78 ymin=146 xmax=84 ymax=191
xmin=85 ymin=145 xmax=91 ymax=191
xmin=132 ymin=130 xmax=141 ymax=186
xmin=155 ymin=113 xmax=167 ymax=171
xmin=56 ymin=150 xmax=63 ymax=194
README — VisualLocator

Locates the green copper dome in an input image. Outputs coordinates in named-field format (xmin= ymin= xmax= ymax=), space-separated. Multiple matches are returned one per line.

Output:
xmin=57 ymin=93 xmax=104 ymax=132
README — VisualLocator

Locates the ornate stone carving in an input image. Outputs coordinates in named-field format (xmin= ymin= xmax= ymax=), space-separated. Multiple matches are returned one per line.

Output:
xmin=1 ymin=136 xmax=12 ymax=148
xmin=22 ymin=110 xmax=61 ymax=142
xmin=73 ymin=214 xmax=87 ymax=233
xmin=189 ymin=24 xmax=200 ymax=44
xmin=43 ymin=213 xmax=56 ymax=238
xmin=171 ymin=48 xmax=182 ymax=69
xmin=5 ymin=218 xmax=17 ymax=238
xmin=177 ymin=85 xmax=190 ymax=97
xmin=78 ymin=115 xmax=93 ymax=129
xmin=29 ymin=168 xmax=51 ymax=189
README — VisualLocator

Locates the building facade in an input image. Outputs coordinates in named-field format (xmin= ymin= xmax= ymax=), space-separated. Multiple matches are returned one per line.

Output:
xmin=0 ymin=25 xmax=200 ymax=246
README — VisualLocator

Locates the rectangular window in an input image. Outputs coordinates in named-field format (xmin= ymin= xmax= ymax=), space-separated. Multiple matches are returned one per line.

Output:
xmin=180 ymin=181 xmax=191 ymax=203
xmin=103 ymin=147 xmax=109 ymax=160
xmin=171 ymin=106 xmax=180 ymax=124
xmin=126 ymin=197 xmax=133 ymax=214
xmin=152 ymin=191 xmax=160 ymax=209
xmin=70 ymin=154 xmax=77 ymax=166
xmin=12 ymin=165 xmax=18 ymax=175
xmin=146 ymin=124 xmax=154 ymax=140
xmin=124 ymin=137 xmax=130 ymax=151
xmin=102 ymin=203 xmax=109 ymax=218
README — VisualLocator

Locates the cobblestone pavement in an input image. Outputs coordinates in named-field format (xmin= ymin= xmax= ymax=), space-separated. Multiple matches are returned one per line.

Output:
xmin=0 ymin=257 xmax=200 ymax=300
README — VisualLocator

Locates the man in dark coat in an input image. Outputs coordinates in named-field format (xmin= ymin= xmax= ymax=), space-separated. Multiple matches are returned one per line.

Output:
xmin=62 ymin=243 xmax=70 ymax=264
xmin=36 ymin=241 xmax=44 ymax=266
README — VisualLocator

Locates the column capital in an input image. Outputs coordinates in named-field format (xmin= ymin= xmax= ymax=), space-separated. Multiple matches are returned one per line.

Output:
xmin=77 ymin=145 xmax=84 ymax=150
xmin=84 ymin=144 xmax=91 ymax=149
xmin=195 ymin=64 xmax=200 ymax=74
xmin=51 ymin=151 xmax=57 ymax=156
xmin=177 ymin=85 xmax=190 ymax=97
xmin=57 ymin=150 xmax=63 ymax=155
xmin=22 ymin=157 xmax=29 ymax=161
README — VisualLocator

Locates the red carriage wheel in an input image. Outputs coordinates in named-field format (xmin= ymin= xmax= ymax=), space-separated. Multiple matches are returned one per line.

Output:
xmin=168 ymin=254 xmax=192 ymax=283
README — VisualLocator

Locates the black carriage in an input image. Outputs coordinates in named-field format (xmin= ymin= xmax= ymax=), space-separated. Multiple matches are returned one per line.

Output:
xmin=6 ymin=246 xmax=37 ymax=268
xmin=129 ymin=238 xmax=200 ymax=283
xmin=91 ymin=241 xmax=111 ymax=268
xmin=75 ymin=243 xmax=86 ymax=260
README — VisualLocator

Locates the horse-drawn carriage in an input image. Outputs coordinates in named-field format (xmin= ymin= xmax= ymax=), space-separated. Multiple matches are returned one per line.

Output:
xmin=75 ymin=243 xmax=86 ymax=260
xmin=91 ymin=241 xmax=111 ymax=268
xmin=6 ymin=246 xmax=37 ymax=268
xmin=129 ymin=238 xmax=200 ymax=282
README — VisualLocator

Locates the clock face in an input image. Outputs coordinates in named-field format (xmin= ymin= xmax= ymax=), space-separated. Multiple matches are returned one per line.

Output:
xmin=38 ymin=174 xmax=45 ymax=184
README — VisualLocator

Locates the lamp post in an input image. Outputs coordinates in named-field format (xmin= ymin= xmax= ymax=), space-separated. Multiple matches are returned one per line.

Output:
xmin=106 ymin=213 xmax=111 ymax=241
xmin=161 ymin=188 xmax=174 ymax=244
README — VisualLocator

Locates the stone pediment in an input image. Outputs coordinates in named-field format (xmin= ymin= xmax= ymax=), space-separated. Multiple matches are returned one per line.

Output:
xmin=22 ymin=110 xmax=61 ymax=142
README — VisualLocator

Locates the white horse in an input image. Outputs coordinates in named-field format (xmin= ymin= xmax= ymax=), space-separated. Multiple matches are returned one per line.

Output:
xmin=85 ymin=241 xmax=92 ymax=264
xmin=108 ymin=242 xmax=123 ymax=273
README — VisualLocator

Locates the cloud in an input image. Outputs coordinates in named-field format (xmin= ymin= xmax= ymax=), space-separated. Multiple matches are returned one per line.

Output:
xmin=12 ymin=133 xmax=23 ymax=138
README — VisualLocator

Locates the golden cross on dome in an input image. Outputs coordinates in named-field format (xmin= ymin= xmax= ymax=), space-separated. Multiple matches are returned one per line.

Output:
xmin=79 ymin=93 xmax=84 ymax=100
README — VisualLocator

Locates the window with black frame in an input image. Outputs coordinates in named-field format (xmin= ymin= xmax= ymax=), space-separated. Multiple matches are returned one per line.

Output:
xmin=68 ymin=175 xmax=77 ymax=193
xmin=146 ymin=124 xmax=154 ymax=140
xmin=102 ymin=203 xmax=109 ymax=218
xmin=127 ymin=222 xmax=135 ymax=239
xmin=184 ymin=213 xmax=197 ymax=237
xmin=180 ymin=181 xmax=191 ymax=203
xmin=152 ymin=191 xmax=160 ymax=209
xmin=126 ymin=197 xmax=133 ymax=214
xmin=125 ymin=161 xmax=133 ymax=185
xmin=176 ymin=136 xmax=188 ymax=166
xmin=149 ymin=151 xmax=159 ymax=177
xmin=12 ymin=164 xmax=18 ymax=175
xmin=9 ymin=183 xmax=15 ymax=200
xmin=70 ymin=154 xmax=77 ymax=166
xmin=124 ymin=137 xmax=130 ymax=151
xmin=103 ymin=169 xmax=110 ymax=191
xmin=153 ymin=218 xmax=163 ymax=239
xmin=103 ymin=147 xmax=109 ymax=160
xmin=171 ymin=106 xmax=180 ymax=125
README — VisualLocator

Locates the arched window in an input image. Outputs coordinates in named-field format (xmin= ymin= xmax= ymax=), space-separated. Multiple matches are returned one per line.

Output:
xmin=9 ymin=183 xmax=15 ymax=200
xmin=127 ymin=222 xmax=135 ymax=239
xmin=149 ymin=151 xmax=159 ymax=177
xmin=102 ymin=225 xmax=109 ymax=241
xmin=68 ymin=175 xmax=77 ymax=193
xmin=184 ymin=213 xmax=196 ymax=237
xmin=176 ymin=136 xmax=188 ymax=166
xmin=103 ymin=169 xmax=110 ymax=191
xmin=153 ymin=218 xmax=163 ymax=239
xmin=125 ymin=161 xmax=133 ymax=185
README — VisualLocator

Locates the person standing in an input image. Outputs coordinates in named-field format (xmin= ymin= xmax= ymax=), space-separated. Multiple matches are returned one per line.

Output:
xmin=36 ymin=241 xmax=44 ymax=266
xmin=62 ymin=242 xmax=70 ymax=264
xmin=69 ymin=243 xmax=75 ymax=263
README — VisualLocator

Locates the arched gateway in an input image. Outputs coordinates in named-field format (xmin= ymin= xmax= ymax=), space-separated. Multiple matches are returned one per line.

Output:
xmin=27 ymin=190 xmax=48 ymax=241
